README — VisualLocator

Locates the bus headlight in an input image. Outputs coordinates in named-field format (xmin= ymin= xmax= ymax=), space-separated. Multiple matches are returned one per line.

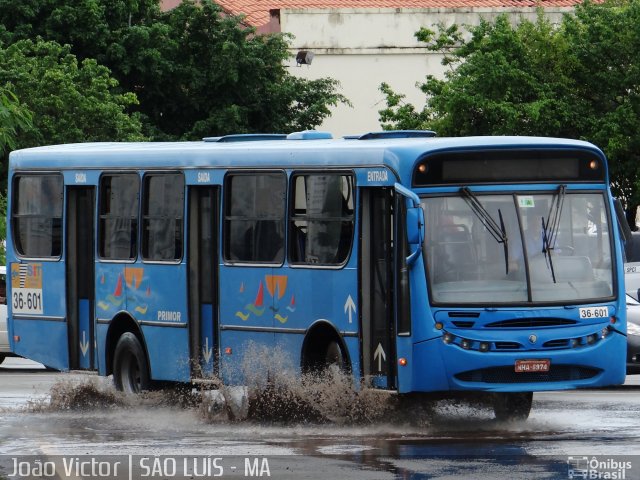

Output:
xmin=479 ymin=342 xmax=490 ymax=352
xmin=443 ymin=332 xmax=454 ymax=344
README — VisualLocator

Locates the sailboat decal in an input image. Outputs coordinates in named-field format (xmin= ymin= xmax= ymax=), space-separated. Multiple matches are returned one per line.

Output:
xmin=286 ymin=294 xmax=296 ymax=313
xmin=236 ymin=281 xmax=266 ymax=320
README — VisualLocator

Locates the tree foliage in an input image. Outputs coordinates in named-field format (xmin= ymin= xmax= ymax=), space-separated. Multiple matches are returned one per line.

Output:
xmin=0 ymin=85 xmax=32 ymax=154
xmin=379 ymin=1 xmax=640 ymax=226
xmin=0 ymin=0 xmax=347 ymax=140
xmin=0 ymin=86 xmax=31 ymax=259
xmin=0 ymin=40 xmax=144 ymax=148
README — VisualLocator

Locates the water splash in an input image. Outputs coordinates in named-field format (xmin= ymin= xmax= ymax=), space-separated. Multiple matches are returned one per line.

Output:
xmin=26 ymin=378 xmax=126 ymax=412
xmin=197 ymin=343 xmax=396 ymax=425
xmin=26 ymin=343 xmax=490 ymax=429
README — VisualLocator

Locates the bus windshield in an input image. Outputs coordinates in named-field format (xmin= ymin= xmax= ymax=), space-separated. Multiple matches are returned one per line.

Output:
xmin=423 ymin=191 xmax=614 ymax=304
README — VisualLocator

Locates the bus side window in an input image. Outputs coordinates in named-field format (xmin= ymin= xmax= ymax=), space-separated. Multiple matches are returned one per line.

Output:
xmin=289 ymin=173 xmax=354 ymax=265
xmin=12 ymin=174 xmax=63 ymax=258
xmin=142 ymin=173 xmax=184 ymax=261
xmin=224 ymin=172 xmax=286 ymax=264
xmin=99 ymin=174 xmax=140 ymax=261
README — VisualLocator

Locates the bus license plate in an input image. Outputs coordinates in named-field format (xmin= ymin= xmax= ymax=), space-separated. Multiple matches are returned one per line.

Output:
xmin=515 ymin=359 xmax=550 ymax=373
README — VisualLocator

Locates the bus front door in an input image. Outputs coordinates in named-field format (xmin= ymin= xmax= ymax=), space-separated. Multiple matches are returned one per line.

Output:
xmin=361 ymin=188 xmax=397 ymax=389
xmin=66 ymin=186 xmax=96 ymax=370
xmin=188 ymin=187 xmax=219 ymax=378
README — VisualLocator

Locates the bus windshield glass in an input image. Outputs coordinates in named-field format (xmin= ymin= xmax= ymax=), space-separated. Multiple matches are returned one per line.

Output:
xmin=423 ymin=191 xmax=613 ymax=304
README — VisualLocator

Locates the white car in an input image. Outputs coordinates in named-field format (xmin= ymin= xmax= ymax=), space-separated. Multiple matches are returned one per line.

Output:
xmin=0 ymin=265 xmax=10 ymax=364
xmin=625 ymin=262 xmax=640 ymax=300
xmin=626 ymin=294 xmax=640 ymax=374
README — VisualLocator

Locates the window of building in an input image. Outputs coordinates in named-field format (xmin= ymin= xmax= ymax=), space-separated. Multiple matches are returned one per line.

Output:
xmin=289 ymin=173 xmax=354 ymax=265
xmin=12 ymin=174 xmax=63 ymax=258
xmin=99 ymin=174 xmax=139 ymax=260
xmin=142 ymin=173 xmax=184 ymax=261
xmin=224 ymin=172 xmax=286 ymax=263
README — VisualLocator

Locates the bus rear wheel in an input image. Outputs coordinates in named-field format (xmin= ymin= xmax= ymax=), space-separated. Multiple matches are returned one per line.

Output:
xmin=113 ymin=332 xmax=150 ymax=394
xmin=492 ymin=392 xmax=533 ymax=421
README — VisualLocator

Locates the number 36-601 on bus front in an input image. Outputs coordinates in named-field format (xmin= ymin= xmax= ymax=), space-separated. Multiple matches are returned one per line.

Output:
xmin=578 ymin=307 xmax=609 ymax=319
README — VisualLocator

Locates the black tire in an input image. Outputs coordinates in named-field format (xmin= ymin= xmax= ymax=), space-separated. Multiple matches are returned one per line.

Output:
xmin=113 ymin=332 xmax=150 ymax=394
xmin=0 ymin=354 xmax=6 ymax=365
xmin=492 ymin=392 xmax=533 ymax=421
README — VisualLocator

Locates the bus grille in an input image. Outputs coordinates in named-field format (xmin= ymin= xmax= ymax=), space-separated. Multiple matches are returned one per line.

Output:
xmin=493 ymin=342 xmax=522 ymax=350
xmin=454 ymin=365 xmax=600 ymax=383
xmin=543 ymin=339 xmax=570 ymax=348
xmin=485 ymin=318 xmax=577 ymax=328
xmin=452 ymin=321 xmax=475 ymax=328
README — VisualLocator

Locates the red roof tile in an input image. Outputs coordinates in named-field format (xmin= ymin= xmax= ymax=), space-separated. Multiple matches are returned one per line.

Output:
xmin=211 ymin=0 xmax=582 ymax=27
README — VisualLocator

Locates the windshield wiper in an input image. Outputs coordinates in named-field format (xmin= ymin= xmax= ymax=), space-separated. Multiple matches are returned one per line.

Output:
xmin=544 ymin=185 xmax=566 ymax=250
xmin=541 ymin=216 xmax=557 ymax=283
xmin=460 ymin=187 xmax=509 ymax=274
xmin=540 ymin=185 xmax=566 ymax=284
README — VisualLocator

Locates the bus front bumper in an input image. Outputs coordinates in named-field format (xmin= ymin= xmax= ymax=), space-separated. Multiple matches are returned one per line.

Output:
xmin=411 ymin=329 xmax=626 ymax=393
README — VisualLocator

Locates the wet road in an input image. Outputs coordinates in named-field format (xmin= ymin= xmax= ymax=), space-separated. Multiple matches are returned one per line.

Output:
xmin=0 ymin=358 xmax=639 ymax=479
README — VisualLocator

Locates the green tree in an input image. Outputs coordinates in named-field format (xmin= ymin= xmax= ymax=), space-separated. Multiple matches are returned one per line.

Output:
xmin=0 ymin=39 xmax=144 ymax=148
xmin=0 ymin=0 xmax=159 ymax=59
xmin=0 ymin=86 xmax=32 ymax=259
xmin=0 ymin=85 xmax=32 ymax=154
xmin=380 ymin=14 xmax=578 ymax=136
xmin=111 ymin=0 xmax=346 ymax=139
xmin=0 ymin=0 xmax=347 ymax=139
xmin=379 ymin=2 xmax=640 ymax=227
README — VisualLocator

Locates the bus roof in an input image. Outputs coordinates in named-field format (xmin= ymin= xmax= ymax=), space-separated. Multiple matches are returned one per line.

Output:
xmin=9 ymin=133 xmax=606 ymax=185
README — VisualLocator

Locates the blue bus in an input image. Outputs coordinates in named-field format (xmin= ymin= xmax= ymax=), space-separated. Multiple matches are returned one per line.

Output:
xmin=6 ymin=131 xmax=626 ymax=420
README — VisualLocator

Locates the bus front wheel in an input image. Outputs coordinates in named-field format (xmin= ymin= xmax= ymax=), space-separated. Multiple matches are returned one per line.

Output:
xmin=492 ymin=392 xmax=533 ymax=421
xmin=113 ymin=332 xmax=150 ymax=394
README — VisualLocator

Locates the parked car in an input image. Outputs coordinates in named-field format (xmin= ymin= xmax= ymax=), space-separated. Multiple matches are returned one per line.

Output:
xmin=624 ymin=262 xmax=640 ymax=300
xmin=0 ymin=265 xmax=10 ymax=364
xmin=626 ymin=294 xmax=640 ymax=374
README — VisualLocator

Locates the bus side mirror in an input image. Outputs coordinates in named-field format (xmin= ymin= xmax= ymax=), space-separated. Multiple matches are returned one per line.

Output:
xmin=395 ymin=183 xmax=424 ymax=267
xmin=406 ymin=206 xmax=424 ymax=245
xmin=406 ymin=205 xmax=424 ymax=266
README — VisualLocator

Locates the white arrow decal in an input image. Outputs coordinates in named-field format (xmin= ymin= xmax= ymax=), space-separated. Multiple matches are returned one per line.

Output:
xmin=344 ymin=295 xmax=356 ymax=324
xmin=373 ymin=343 xmax=386 ymax=372
xmin=202 ymin=337 xmax=213 ymax=364
xmin=79 ymin=331 xmax=89 ymax=357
